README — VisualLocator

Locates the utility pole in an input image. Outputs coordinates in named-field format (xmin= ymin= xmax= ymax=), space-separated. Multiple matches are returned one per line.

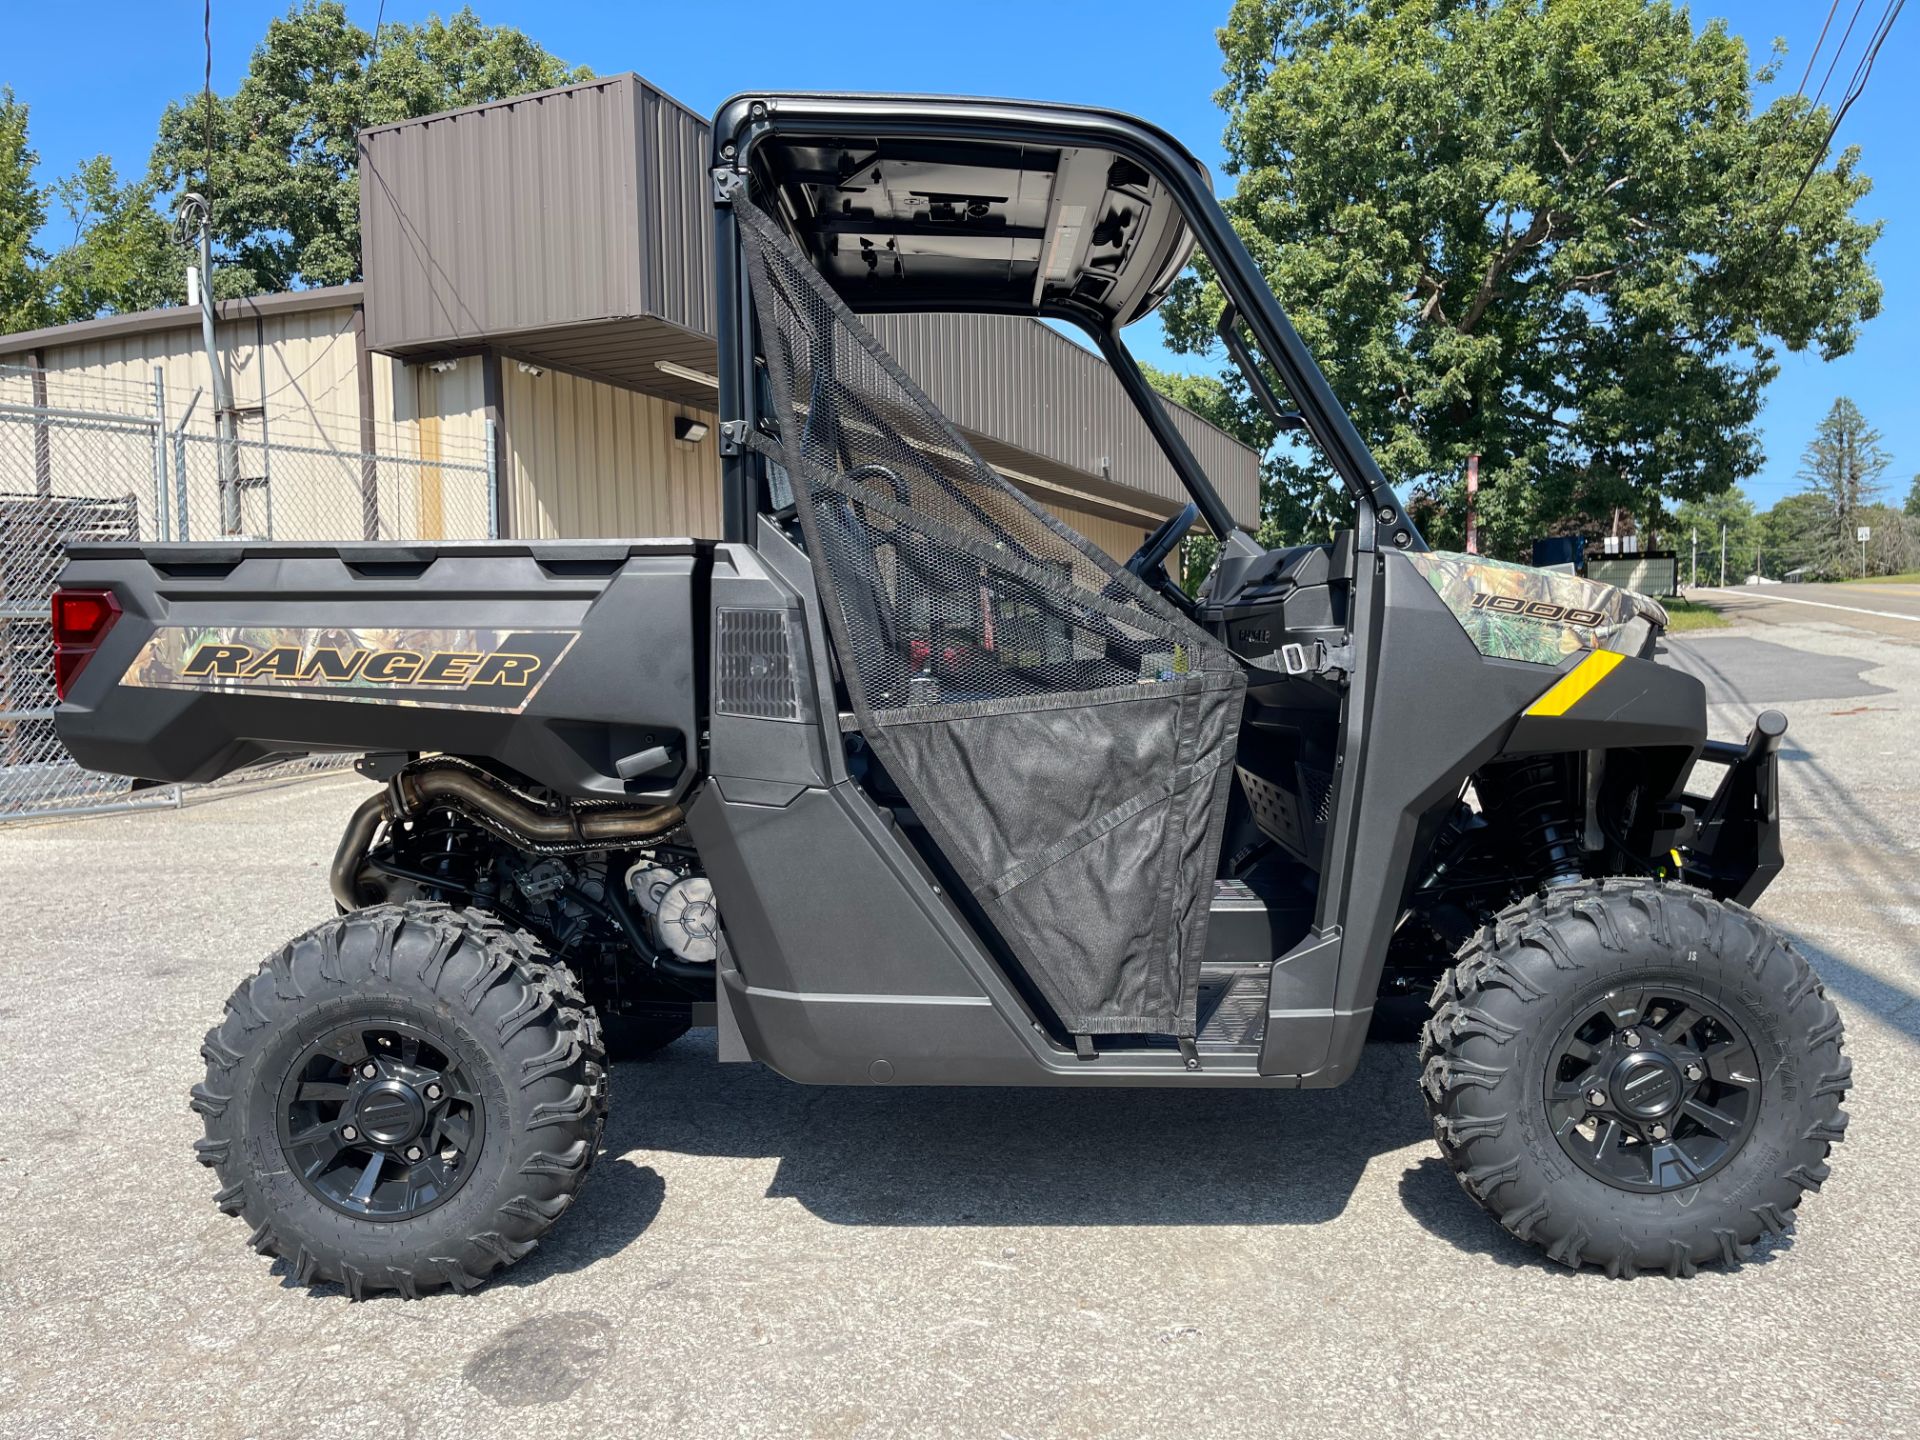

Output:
xmin=1720 ymin=523 xmax=1727 ymax=588
xmin=1691 ymin=527 xmax=1697 ymax=589
xmin=177 ymin=192 xmax=240 ymax=534
xmin=1464 ymin=453 xmax=1480 ymax=555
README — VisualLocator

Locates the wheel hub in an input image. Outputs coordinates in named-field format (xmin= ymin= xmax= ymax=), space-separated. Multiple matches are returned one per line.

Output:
xmin=1545 ymin=983 xmax=1761 ymax=1194
xmin=1608 ymin=1051 xmax=1683 ymax=1118
xmin=352 ymin=1078 xmax=428 ymax=1147
xmin=277 ymin=1020 xmax=485 ymax=1222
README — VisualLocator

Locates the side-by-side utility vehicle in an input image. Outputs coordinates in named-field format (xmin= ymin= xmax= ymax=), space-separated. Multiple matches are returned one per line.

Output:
xmin=53 ymin=94 xmax=1847 ymax=1293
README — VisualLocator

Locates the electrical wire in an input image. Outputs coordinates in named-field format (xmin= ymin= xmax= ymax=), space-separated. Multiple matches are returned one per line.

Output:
xmin=1810 ymin=0 xmax=1871 ymax=110
xmin=1797 ymin=0 xmax=1846 ymax=96
xmin=202 ymin=0 xmax=215 ymax=212
xmin=1762 ymin=0 xmax=1905 ymax=250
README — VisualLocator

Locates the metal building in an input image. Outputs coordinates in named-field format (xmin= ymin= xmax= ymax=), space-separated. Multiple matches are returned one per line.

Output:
xmin=0 ymin=72 xmax=1258 ymax=559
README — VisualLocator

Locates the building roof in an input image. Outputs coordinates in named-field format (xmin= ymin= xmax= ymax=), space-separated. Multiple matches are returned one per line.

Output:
xmin=0 ymin=285 xmax=365 ymax=357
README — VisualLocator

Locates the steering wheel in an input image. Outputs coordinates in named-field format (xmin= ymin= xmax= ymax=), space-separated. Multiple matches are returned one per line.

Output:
xmin=1124 ymin=502 xmax=1201 ymax=605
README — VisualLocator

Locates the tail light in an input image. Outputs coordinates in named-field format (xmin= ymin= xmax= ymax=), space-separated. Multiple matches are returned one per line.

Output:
xmin=51 ymin=587 xmax=121 ymax=700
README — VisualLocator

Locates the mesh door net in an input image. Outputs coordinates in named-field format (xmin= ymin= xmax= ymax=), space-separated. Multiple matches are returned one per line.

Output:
xmin=735 ymin=200 xmax=1246 ymax=1038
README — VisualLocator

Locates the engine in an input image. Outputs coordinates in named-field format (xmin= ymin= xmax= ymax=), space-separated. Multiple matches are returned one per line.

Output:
xmin=333 ymin=756 xmax=716 ymax=1016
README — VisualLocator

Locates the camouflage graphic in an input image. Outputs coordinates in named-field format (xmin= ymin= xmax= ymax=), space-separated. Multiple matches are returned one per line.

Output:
xmin=1408 ymin=552 xmax=1666 ymax=666
xmin=123 ymin=625 xmax=577 ymax=714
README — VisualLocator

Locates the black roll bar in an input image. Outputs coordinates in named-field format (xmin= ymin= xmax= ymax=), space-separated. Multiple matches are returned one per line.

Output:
xmin=709 ymin=93 xmax=1425 ymax=554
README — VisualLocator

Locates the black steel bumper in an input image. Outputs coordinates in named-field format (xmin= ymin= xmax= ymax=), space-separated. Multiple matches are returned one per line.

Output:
xmin=1679 ymin=709 xmax=1788 ymax=907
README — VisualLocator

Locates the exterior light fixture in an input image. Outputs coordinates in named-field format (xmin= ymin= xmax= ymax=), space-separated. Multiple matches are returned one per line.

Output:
xmin=427 ymin=358 xmax=460 ymax=374
xmin=673 ymin=417 xmax=710 ymax=444
xmin=516 ymin=361 xmax=546 ymax=377
xmin=656 ymin=360 xmax=720 ymax=389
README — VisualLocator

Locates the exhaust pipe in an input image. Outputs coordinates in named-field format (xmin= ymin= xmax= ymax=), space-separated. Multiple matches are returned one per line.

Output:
xmin=329 ymin=757 xmax=685 ymax=909
xmin=395 ymin=759 xmax=684 ymax=848
xmin=330 ymin=790 xmax=392 ymax=910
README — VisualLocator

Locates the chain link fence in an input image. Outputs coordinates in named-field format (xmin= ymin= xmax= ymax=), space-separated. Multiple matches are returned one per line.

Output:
xmin=0 ymin=363 xmax=496 ymax=821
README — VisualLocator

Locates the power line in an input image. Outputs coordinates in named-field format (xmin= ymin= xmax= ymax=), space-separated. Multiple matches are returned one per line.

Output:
xmin=1810 ymin=0 xmax=1871 ymax=110
xmin=1764 ymin=0 xmax=1905 ymax=249
xmin=1797 ymin=0 xmax=1847 ymax=97
xmin=202 ymin=0 xmax=215 ymax=212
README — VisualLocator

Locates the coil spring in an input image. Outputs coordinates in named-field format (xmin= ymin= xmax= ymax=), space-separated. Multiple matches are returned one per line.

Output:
xmin=409 ymin=803 xmax=483 ymax=888
xmin=1479 ymin=756 xmax=1584 ymax=885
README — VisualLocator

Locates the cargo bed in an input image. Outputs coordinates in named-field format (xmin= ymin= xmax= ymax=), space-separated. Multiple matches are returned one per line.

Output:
xmin=53 ymin=539 xmax=717 ymax=800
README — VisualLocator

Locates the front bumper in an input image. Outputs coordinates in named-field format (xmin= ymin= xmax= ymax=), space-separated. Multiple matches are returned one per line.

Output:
xmin=1679 ymin=709 xmax=1787 ymax=907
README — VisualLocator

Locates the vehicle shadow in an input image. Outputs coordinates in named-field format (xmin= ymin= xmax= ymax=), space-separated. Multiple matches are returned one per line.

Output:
xmin=498 ymin=1031 xmax=1440 ymax=1286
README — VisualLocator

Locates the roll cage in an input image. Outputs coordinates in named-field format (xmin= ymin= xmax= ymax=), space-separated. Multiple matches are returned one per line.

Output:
xmin=708 ymin=92 xmax=1425 ymax=557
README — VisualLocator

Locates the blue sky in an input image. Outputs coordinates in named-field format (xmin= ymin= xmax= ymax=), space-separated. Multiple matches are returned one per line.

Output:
xmin=7 ymin=0 xmax=1913 ymax=508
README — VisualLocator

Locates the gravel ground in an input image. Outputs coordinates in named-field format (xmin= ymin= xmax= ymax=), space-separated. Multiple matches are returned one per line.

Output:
xmin=1 ymin=609 xmax=1916 ymax=1440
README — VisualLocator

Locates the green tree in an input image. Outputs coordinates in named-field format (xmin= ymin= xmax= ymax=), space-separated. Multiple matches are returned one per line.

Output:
xmin=1759 ymin=492 xmax=1825 ymax=580
xmin=1672 ymin=487 xmax=1758 ymax=585
xmin=0 ymin=86 xmax=49 ymax=332
xmin=148 ymin=1 xmax=588 ymax=295
xmin=1905 ymin=475 xmax=1920 ymax=519
xmin=1161 ymin=0 xmax=1883 ymax=556
xmin=1795 ymin=396 xmax=1887 ymax=576
xmin=39 ymin=157 xmax=182 ymax=322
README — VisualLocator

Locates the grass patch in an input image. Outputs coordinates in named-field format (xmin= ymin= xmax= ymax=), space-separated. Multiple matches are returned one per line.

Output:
xmin=1844 ymin=571 xmax=1920 ymax=585
xmin=1663 ymin=596 xmax=1731 ymax=631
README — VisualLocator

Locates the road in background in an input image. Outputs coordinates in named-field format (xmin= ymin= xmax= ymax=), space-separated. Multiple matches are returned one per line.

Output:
xmin=1693 ymin=581 xmax=1920 ymax=642
xmin=0 ymin=604 xmax=1916 ymax=1438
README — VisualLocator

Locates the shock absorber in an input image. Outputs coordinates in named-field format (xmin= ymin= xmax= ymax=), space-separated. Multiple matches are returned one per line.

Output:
xmin=409 ymin=803 xmax=484 ymax=892
xmin=1478 ymin=755 xmax=1585 ymax=887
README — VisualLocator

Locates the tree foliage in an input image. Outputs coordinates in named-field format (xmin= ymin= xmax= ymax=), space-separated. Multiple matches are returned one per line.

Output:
xmin=1160 ymin=0 xmax=1884 ymax=555
xmin=149 ymin=1 xmax=589 ymax=295
xmin=1758 ymin=398 xmax=1919 ymax=579
xmin=0 ymin=4 xmax=585 ymax=332
xmin=1789 ymin=395 xmax=1910 ymax=577
xmin=0 ymin=87 xmax=49 ymax=332
xmin=1671 ymin=485 xmax=1757 ymax=584
xmin=39 ymin=158 xmax=182 ymax=322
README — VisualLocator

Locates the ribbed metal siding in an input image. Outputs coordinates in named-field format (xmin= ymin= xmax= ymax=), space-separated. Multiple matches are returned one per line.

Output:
xmin=504 ymin=364 xmax=722 ymax=539
xmin=361 ymin=78 xmax=646 ymax=353
xmin=640 ymin=86 xmax=717 ymax=337
xmin=873 ymin=314 xmax=1259 ymax=527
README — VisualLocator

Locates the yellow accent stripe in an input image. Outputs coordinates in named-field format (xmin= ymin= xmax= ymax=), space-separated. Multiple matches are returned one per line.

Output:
xmin=1525 ymin=649 xmax=1625 ymax=717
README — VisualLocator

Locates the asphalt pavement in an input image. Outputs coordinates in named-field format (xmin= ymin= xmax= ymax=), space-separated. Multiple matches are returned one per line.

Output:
xmin=0 ymin=586 xmax=1916 ymax=1439
xmin=1694 ymin=579 xmax=1920 ymax=640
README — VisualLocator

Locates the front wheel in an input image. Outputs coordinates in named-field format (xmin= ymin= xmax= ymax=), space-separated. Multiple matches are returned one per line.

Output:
xmin=1420 ymin=879 xmax=1850 ymax=1276
xmin=190 ymin=902 xmax=607 ymax=1297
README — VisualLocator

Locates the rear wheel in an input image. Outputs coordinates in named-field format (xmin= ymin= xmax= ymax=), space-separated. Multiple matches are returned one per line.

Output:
xmin=1420 ymin=879 xmax=1849 ymax=1276
xmin=191 ymin=902 xmax=606 ymax=1297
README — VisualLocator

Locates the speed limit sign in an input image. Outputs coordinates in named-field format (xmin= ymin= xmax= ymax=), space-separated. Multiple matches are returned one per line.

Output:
xmin=1857 ymin=525 xmax=1872 ymax=543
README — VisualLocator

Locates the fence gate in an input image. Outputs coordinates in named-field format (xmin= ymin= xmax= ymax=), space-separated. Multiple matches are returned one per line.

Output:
xmin=0 ymin=364 xmax=497 ymax=821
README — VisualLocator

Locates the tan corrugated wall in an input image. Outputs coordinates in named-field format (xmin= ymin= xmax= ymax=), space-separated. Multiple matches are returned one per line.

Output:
xmin=15 ymin=307 xmax=364 ymax=447
xmin=14 ymin=313 xmax=1164 ymax=560
xmin=502 ymin=365 xmax=722 ymax=539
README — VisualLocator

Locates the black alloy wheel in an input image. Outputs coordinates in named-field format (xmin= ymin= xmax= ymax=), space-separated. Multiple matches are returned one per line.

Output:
xmin=192 ymin=901 xmax=607 ymax=1297
xmin=1545 ymin=985 xmax=1759 ymax=1193
xmin=279 ymin=1020 xmax=486 ymax=1221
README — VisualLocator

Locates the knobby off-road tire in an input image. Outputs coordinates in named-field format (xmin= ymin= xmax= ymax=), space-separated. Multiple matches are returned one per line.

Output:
xmin=1420 ymin=879 xmax=1850 ymax=1276
xmin=191 ymin=902 xmax=607 ymax=1298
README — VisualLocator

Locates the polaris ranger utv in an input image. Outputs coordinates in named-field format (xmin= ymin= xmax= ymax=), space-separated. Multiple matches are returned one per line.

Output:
xmin=53 ymin=93 xmax=1846 ymax=1294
